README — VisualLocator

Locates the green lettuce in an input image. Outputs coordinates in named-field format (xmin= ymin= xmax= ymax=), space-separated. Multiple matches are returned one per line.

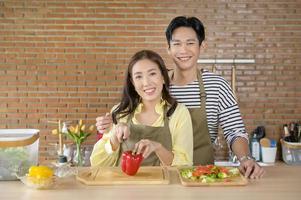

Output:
xmin=0 ymin=147 xmax=31 ymax=180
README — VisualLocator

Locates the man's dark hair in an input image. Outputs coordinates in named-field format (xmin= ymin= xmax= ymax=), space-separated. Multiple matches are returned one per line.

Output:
xmin=165 ymin=16 xmax=205 ymax=47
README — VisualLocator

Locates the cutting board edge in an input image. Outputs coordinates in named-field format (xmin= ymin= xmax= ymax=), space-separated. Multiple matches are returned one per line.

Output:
xmin=76 ymin=166 xmax=170 ymax=185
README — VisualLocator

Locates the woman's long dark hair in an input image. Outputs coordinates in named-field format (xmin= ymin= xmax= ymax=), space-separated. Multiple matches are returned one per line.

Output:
xmin=112 ymin=50 xmax=177 ymax=124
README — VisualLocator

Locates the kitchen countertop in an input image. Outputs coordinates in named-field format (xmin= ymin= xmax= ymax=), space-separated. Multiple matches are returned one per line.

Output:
xmin=0 ymin=162 xmax=300 ymax=200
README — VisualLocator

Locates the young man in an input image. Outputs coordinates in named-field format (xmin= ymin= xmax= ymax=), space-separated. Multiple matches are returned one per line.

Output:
xmin=96 ymin=16 xmax=264 ymax=179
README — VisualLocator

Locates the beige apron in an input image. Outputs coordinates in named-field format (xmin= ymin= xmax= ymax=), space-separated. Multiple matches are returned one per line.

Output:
xmin=190 ymin=71 xmax=214 ymax=165
xmin=171 ymin=70 xmax=214 ymax=165
xmin=116 ymin=105 xmax=172 ymax=166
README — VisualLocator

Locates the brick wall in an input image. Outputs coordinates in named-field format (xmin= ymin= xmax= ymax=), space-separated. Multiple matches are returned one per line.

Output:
xmin=1 ymin=0 xmax=300 ymax=162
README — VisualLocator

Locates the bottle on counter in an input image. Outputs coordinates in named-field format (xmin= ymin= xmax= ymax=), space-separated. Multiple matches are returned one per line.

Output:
xmin=250 ymin=133 xmax=261 ymax=161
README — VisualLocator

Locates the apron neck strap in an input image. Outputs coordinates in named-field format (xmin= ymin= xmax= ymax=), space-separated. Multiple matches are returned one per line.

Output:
xmin=196 ymin=69 xmax=206 ymax=100
xmin=126 ymin=102 xmax=169 ymax=125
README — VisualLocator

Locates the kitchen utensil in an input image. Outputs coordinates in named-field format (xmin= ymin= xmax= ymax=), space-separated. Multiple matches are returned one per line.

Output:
xmin=76 ymin=166 xmax=169 ymax=185
xmin=0 ymin=129 xmax=39 ymax=180
xmin=280 ymin=139 xmax=301 ymax=165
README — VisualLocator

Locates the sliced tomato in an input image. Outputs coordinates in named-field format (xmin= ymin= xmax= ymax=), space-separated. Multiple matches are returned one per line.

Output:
xmin=206 ymin=165 xmax=215 ymax=169
xmin=219 ymin=167 xmax=229 ymax=174
xmin=192 ymin=170 xmax=203 ymax=177
xmin=187 ymin=165 xmax=238 ymax=182
xmin=195 ymin=166 xmax=211 ymax=174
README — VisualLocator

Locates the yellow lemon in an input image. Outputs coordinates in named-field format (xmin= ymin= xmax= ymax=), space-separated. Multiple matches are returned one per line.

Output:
xmin=28 ymin=166 xmax=54 ymax=179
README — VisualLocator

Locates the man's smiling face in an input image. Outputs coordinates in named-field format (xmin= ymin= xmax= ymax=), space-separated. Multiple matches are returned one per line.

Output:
xmin=168 ymin=27 xmax=201 ymax=72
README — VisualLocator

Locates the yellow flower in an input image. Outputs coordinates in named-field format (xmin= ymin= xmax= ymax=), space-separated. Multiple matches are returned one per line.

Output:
xmin=74 ymin=125 xmax=79 ymax=134
xmin=89 ymin=125 xmax=94 ymax=132
xmin=65 ymin=120 xmax=94 ymax=147
xmin=51 ymin=129 xmax=58 ymax=135
xmin=69 ymin=126 xmax=75 ymax=133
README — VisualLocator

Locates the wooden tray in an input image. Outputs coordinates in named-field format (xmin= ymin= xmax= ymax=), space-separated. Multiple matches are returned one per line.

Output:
xmin=177 ymin=167 xmax=248 ymax=187
xmin=77 ymin=166 xmax=169 ymax=185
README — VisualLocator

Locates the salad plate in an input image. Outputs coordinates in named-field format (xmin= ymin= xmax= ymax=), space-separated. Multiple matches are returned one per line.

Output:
xmin=178 ymin=165 xmax=248 ymax=186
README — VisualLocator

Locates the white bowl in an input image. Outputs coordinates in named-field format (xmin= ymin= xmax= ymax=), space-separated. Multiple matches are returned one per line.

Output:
xmin=18 ymin=174 xmax=56 ymax=189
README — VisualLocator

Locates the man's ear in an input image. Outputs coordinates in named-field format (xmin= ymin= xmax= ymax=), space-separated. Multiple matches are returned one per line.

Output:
xmin=200 ymin=41 xmax=207 ymax=55
xmin=167 ymin=44 xmax=171 ymax=56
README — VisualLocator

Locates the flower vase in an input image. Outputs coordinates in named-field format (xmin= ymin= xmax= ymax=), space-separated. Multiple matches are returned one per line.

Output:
xmin=74 ymin=143 xmax=84 ymax=166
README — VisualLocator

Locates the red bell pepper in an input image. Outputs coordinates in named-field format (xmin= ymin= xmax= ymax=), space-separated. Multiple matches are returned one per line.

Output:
xmin=96 ymin=132 xmax=103 ymax=141
xmin=121 ymin=151 xmax=143 ymax=176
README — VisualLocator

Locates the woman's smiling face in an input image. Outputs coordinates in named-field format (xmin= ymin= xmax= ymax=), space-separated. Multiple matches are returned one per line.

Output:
xmin=131 ymin=59 xmax=164 ymax=105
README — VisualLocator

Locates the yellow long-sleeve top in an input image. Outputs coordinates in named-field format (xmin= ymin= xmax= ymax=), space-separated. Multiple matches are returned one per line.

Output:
xmin=90 ymin=101 xmax=193 ymax=167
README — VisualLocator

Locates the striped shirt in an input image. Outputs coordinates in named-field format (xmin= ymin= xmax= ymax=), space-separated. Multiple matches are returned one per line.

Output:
xmin=169 ymin=70 xmax=248 ymax=147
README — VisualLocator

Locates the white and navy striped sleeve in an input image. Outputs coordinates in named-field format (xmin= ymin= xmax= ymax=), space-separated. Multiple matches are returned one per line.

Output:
xmin=169 ymin=71 xmax=249 ymax=148
xmin=214 ymin=73 xmax=249 ymax=146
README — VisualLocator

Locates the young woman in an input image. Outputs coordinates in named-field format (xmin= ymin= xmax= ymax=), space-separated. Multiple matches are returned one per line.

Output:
xmin=90 ymin=50 xmax=193 ymax=167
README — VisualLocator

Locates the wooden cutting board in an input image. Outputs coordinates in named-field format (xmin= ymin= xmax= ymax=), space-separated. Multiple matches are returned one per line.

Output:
xmin=76 ymin=166 xmax=169 ymax=185
xmin=177 ymin=168 xmax=248 ymax=187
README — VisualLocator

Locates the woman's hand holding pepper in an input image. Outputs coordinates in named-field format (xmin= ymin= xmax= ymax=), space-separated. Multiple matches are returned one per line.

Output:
xmin=134 ymin=139 xmax=162 ymax=158
xmin=134 ymin=139 xmax=173 ymax=165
